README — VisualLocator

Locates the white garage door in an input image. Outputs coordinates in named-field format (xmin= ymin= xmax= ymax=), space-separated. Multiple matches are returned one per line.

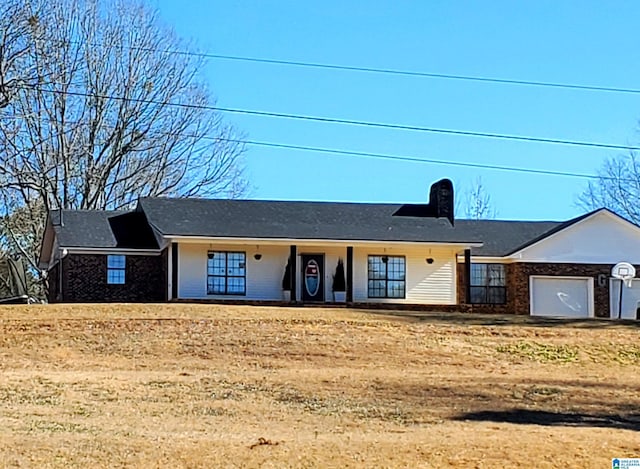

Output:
xmin=609 ymin=279 xmax=640 ymax=320
xmin=530 ymin=276 xmax=593 ymax=318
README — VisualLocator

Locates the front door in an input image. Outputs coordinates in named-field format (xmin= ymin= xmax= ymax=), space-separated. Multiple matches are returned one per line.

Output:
xmin=301 ymin=254 xmax=324 ymax=302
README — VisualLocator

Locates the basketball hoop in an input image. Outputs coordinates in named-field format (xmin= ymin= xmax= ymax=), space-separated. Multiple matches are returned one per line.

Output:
xmin=612 ymin=262 xmax=636 ymax=286
xmin=611 ymin=262 xmax=636 ymax=319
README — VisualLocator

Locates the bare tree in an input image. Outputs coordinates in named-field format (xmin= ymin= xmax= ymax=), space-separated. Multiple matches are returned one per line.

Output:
xmin=462 ymin=177 xmax=498 ymax=220
xmin=577 ymin=152 xmax=640 ymax=223
xmin=0 ymin=0 xmax=247 ymax=275
xmin=0 ymin=0 xmax=46 ymax=108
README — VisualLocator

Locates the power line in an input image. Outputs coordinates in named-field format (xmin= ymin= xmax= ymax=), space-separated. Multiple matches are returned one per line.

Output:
xmin=215 ymin=107 xmax=640 ymax=151
xmin=226 ymin=138 xmax=613 ymax=181
xmin=3 ymin=110 xmax=625 ymax=181
xmin=124 ymin=46 xmax=640 ymax=96
xmin=35 ymin=87 xmax=640 ymax=152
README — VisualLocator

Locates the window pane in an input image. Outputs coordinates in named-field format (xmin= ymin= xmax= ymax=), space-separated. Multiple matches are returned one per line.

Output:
xmin=368 ymin=257 xmax=385 ymax=279
xmin=470 ymin=264 xmax=487 ymax=286
xmin=208 ymin=252 xmax=226 ymax=276
xmin=227 ymin=277 xmax=245 ymax=294
xmin=370 ymin=267 xmax=386 ymax=280
xmin=107 ymin=255 xmax=125 ymax=269
xmin=208 ymin=276 xmax=226 ymax=294
xmin=107 ymin=269 xmax=125 ymax=285
xmin=386 ymin=280 xmax=405 ymax=298
xmin=487 ymin=287 xmax=506 ymax=304
xmin=368 ymin=280 xmax=386 ymax=298
xmin=227 ymin=253 xmax=246 ymax=276
xmin=488 ymin=265 xmax=505 ymax=286
xmin=387 ymin=257 xmax=405 ymax=280
xmin=470 ymin=286 xmax=487 ymax=304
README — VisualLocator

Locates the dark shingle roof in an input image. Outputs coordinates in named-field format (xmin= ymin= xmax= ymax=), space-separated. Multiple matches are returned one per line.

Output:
xmin=50 ymin=199 xmax=611 ymax=257
xmin=50 ymin=210 xmax=159 ymax=249
xmin=456 ymin=209 xmax=617 ymax=256
xmin=454 ymin=219 xmax=563 ymax=256
xmin=138 ymin=197 xmax=480 ymax=244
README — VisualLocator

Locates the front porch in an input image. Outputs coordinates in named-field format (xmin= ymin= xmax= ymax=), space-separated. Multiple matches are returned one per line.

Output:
xmin=167 ymin=239 xmax=472 ymax=307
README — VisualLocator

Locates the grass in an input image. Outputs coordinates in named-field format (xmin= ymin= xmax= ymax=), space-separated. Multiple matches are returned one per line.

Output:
xmin=0 ymin=303 xmax=637 ymax=468
xmin=496 ymin=341 xmax=579 ymax=362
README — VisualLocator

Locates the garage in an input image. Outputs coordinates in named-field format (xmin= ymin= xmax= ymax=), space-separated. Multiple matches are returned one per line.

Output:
xmin=530 ymin=276 xmax=594 ymax=318
xmin=609 ymin=279 xmax=640 ymax=320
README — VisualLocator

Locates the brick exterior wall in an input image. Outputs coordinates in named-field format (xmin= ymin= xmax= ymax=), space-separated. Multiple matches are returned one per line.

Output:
xmin=456 ymin=262 xmax=516 ymax=315
xmin=55 ymin=253 xmax=165 ymax=303
xmin=457 ymin=261 xmax=629 ymax=317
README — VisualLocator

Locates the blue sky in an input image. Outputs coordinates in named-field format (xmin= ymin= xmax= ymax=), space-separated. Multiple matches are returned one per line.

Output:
xmin=154 ymin=0 xmax=640 ymax=220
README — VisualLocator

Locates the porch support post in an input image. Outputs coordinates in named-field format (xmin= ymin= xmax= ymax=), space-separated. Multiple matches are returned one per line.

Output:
xmin=171 ymin=243 xmax=178 ymax=300
xmin=346 ymin=246 xmax=354 ymax=303
xmin=290 ymin=245 xmax=297 ymax=303
xmin=464 ymin=248 xmax=471 ymax=304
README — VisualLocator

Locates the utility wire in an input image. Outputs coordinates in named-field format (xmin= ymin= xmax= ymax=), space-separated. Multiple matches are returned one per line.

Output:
xmin=1 ymin=111 xmax=616 ymax=181
xmin=227 ymin=138 xmax=615 ymax=181
xmin=121 ymin=45 xmax=640 ymax=96
xmin=34 ymin=87 xmax=640 ymax=152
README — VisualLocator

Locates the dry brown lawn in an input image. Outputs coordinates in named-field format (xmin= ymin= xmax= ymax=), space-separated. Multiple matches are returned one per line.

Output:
xmin=0 ymin=304 xmax=638 ymax=468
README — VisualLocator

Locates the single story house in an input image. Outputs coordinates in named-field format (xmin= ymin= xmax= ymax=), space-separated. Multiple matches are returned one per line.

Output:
xmin=38 ymin=180 xmax=640 ymax=319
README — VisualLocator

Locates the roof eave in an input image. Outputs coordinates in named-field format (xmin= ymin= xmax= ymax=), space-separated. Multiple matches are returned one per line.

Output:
xmin=163 ymin=234 xmax=483 ymax=248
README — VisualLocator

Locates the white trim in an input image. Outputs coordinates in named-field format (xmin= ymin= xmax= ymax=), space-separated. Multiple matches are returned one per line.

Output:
xmin=460 ymin=256 xmax=633 ymax=265
xmin=529 ymin=275 xmax=594 ymax=318
xmin=165 ymin=235 xmax=482 ymax=249
xmin=61 ymin=247 xmax=162 ymax=256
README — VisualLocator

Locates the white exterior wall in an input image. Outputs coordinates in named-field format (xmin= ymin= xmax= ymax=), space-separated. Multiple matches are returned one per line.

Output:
xmin=177 ymin=241 xmax=460 ymax=304
xmin=352 ymin=246 xmax=457 ymax=304
xmin=178 ymin=243 xmax=290 ymax=300
xmin=513 ymin=211 xmax=640 ymax=264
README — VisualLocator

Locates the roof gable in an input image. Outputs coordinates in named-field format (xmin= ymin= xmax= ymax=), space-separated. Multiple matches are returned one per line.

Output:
xmin=510 ymin=208 xmax=640 ymax=263
xmin=51 ymin=210 xmax=159 ymax=249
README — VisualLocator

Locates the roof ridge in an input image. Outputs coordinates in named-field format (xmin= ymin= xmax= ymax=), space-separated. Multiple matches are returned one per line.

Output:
xmin=51 ymin=208 xmax=132 ymax=214
xmin=139 ymin=197 xmax=405 ymax=206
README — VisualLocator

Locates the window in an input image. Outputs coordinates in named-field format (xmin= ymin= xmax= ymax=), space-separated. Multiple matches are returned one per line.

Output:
xmin=107 ymin=255 xmax=126 ymax=284
xmin=207 ymin=251 xmax=246 ymax=295
xmin=470 ymin=264 xmax=506 ymax=304
xmin=368 ymin=255 xmax=405 ymax=298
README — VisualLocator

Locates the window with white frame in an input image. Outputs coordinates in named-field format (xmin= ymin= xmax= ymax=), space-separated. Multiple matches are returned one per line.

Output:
xmin=207 ymin=251 xmax=246 ymax=295
xmin=107 ymin=255 xmax=126 ymax=284
xmin=470 ymin=264 xmax=506 ymax=304
xmin=367 ymin=255 xmax=405 ymax=298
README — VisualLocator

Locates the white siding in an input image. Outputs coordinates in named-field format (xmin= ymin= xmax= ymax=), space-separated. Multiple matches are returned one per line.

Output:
xmin=353 ymin=246 xmax=457 ymax=304
xmin=515 ymin=211 xmax=640 ymax=264
xmin=177 ymin=242 xmax=459 ymax=304
xmin=178 ymin=243 xmax=289 ymax=300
